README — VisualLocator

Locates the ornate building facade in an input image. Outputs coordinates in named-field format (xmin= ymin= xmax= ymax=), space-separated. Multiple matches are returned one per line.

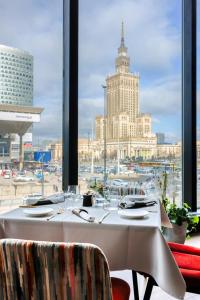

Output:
xmin=49 ymin=25 xmax=188 ymax=162
xmin=95 ymin=23 xmax=157 ymax=159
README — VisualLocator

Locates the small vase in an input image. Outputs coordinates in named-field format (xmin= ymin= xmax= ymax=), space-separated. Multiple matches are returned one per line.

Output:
xmin=163 ymin=222 xmax=187 ymax=244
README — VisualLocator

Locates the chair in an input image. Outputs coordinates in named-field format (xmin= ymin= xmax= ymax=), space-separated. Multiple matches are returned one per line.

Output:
xmin=137 ymin=242 xmax=200 ymax=299
xmin=0 ymin=239 xmax=130 ymax=300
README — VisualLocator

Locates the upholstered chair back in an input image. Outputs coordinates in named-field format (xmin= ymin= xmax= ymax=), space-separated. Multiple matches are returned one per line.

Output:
xmin=0 ymin=239 xmax=113 ymax=300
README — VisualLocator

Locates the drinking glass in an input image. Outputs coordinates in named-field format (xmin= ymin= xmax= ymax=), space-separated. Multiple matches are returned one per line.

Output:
xmin=103 ymin=188 xmax=120 ymax=211
xmin=64 ymin=186 xmax=82 ymax=211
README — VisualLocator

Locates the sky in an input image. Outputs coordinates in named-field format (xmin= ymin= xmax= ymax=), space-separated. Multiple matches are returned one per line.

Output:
xmin=0 ymin=0 xmax=199 ymax=144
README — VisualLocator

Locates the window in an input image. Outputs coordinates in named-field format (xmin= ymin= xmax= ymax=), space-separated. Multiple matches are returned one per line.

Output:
xmin=78 ymin=0 xmax=182 ymax=201
xmin=0 ymin=0 xmax=197 ymax=211
xmin=0 ymin=0 xmax=62 ymax=212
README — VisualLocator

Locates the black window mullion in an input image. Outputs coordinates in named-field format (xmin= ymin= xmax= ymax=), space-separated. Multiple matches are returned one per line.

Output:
xmin=182 ymin=0 xmax=197 ymax=211
xmin=63 ymin=0 xmax=79 ymax=190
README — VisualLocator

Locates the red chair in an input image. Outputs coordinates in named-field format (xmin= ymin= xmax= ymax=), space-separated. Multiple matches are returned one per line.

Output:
xmin=168 ymin=242 xmax=200 ymax=294
xmin=140 ymin=242 xmax=200 ymax=299
xmin=112 ymin=277 xmax=131 ymax=300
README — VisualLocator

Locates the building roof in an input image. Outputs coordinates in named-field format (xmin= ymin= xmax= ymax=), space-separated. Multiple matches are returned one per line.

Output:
xmin=0 ymin=104 xmax=43 ymax=114
xmin=0 ymin=104 xmax=43 ymax=135
xmin=0 ymin=44 xmax=32 ymax=57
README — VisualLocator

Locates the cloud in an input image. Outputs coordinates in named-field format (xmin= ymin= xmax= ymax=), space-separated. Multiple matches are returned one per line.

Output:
xmin=165 ymin=132 xmax=180 ymax=144
xmin=32 ymin=96 xmax=62 ymax=140
xmin=0 ymin=0 xmax=62 ymax=141
xmin=152 ymin=117 xmax=161 ymax=124
xmin=79 ymin=0 xmax=181 ymax=97
xmin=79 ymin=97 xmax=104 ymax=137
xmin=0 ymin=0 xmax=183 ymax=140
xmin=140 ymin=76 xmax=181 ymax=115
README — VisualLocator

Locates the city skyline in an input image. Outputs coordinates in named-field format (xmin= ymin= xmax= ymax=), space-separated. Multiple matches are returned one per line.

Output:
xmin=0 ymin=0 xmax=200 ymax=144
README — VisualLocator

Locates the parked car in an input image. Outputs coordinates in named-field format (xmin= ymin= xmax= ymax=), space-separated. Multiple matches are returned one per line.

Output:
xmin=111 ymin=179 xmax=128 ymax=187
xmin=4 ymin=170 xmax=11 ymax=179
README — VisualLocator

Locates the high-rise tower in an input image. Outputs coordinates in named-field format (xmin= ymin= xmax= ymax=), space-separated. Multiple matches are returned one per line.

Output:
xmin=96 ymin=23 xmax=152 ymax=141
xmin=0 ymin=45 xmax=33 ymax=106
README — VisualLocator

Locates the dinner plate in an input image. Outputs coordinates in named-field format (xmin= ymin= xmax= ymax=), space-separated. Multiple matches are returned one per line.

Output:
xmin=23 ymin=207 xmax=54 ymax=217
xmin=118 ymin=209 xmax=149 ymax=219
xmin=124 ymin=195 xmax=147 ymax=202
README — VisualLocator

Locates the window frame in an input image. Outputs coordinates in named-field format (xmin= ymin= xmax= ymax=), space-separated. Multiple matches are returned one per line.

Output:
xmin=63 ymin=0 xmax=78 ymax=190
xmin=182 ymin=0 xmax=197 ymax=211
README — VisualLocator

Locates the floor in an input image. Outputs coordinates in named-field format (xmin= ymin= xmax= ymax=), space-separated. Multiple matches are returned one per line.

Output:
xmin=111 ymin=233 xmax=200 ymax=300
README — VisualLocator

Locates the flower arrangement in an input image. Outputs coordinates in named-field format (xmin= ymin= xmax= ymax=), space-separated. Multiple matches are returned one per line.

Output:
xmin=89 ymin=179 xmax=104 ymax=197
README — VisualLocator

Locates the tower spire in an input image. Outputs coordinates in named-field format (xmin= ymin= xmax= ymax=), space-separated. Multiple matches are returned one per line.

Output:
xmin=121 ymin=21 xmax=125 ymax=47
xmin=115 ymin=21 xmax=130 ymax=73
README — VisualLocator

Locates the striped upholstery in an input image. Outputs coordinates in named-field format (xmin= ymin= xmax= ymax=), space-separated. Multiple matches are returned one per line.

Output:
xmin=0 ymin=239 xmax=114 ymax=300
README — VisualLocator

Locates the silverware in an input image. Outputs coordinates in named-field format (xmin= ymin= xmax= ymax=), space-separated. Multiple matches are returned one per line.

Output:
xmin=98 ymin=212 xmax=110 ymax=224
xmin=46 ymin=208 xmax=64 ymax=221
xmin=72 ymin=208 xmax=95 ymax=223
xmin=19 ymin=205 xmax=35 ymax=208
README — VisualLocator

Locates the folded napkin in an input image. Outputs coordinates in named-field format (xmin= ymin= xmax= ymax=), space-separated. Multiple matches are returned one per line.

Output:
xmin=72 ymin=208 xmax=95 ymax=222
xmin=119 ymin=200 xmax=156 ymax=209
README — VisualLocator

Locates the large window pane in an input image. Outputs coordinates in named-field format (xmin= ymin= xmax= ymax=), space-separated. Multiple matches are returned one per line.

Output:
xmin=0 ymin=1 xmax=62 ymax=212
xmin=78 ymin=0 xmax=182 ymax=203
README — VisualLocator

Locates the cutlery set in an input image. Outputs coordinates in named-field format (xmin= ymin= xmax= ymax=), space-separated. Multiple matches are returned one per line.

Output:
xmin=21 ymin=205 xmax=110 ymax=223
xmin=46 ymin=208 xmax=64 ymax=221
xmin=46 ymin=208 xmax=110 ymax=223
xmin=71 ymin=208 xmax=110 ymax=224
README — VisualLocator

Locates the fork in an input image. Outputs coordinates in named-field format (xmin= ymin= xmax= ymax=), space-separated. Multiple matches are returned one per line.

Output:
xmin=46 ymin=208 xmax=64 ymax=221
xmin=98 ymin=212 xmax=110 ymax=224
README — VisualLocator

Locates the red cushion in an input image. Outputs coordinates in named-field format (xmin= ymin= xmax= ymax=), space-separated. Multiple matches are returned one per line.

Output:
xmin=168 ymin=242 xmax=200 ymax=256
xmin=111 ymin=277 xmax=130 ymax=300
xmin=172 ymin=251 xmax=200 ymax=271
xmin=168 ymin=242 xmax=200 ymax=292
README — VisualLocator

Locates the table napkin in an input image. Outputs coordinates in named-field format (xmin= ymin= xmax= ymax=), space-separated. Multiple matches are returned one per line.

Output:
xmin=72 ymin=208 xmax=95 ymax=222
xmin=119 ymin=200 xmax=156 ymax=209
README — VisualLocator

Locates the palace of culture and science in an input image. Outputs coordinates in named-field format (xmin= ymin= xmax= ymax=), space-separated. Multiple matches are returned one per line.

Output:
xmin=92 ymin=23 xmax=178 ymax=160
xmin=50 ymin=24 xmax=182 ymax=162
xmin=96 ymin=22 xmax=153 ymax=142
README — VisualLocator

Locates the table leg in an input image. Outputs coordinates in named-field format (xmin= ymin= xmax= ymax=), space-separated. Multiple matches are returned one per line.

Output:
xmin=132 ymin=270 xmax=139 ymax=300
xmin=143 ymin=277 xmax=154 ymax=300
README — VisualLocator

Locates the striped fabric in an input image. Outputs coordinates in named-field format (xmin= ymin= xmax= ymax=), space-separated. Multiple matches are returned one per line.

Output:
xmin=0 ymin=239 xmax=113 ymax=300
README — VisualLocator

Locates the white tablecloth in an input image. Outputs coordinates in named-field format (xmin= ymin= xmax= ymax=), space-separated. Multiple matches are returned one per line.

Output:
xmin=0 ymin=203 xmax=185 ymax=299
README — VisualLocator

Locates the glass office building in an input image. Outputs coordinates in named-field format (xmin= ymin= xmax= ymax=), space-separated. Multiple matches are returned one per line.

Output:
xmin=0 ymin=45 xmax=33 ymax=106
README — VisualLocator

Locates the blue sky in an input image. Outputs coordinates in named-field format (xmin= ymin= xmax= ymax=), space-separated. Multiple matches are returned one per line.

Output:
xmin=0 ymin=0 xmax=199 ymax=143
xmin=79 ymin=0 xmax=182 ymax=143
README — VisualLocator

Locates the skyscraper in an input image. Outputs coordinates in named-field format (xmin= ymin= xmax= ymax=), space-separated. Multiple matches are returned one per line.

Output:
xmin=0 ymin=45 xmax=34 ymax=160
xmin=96 ymin=23 xmax=153 ymax=141
xmin=0 ymin=45 xmax=33 ymax=106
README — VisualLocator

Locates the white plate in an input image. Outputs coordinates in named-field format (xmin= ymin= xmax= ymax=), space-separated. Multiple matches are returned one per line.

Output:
xmin=124 ymin=195 xmax=147 ymax=202
xmin=118 ymin=209 xmax=149 ymax=219
xmin=23 ymin=207 xmax=54 ymax=217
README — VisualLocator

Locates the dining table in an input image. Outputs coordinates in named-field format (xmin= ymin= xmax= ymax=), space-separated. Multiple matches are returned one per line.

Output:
xmin=0 ymin=200 xmax=186 ymax=299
